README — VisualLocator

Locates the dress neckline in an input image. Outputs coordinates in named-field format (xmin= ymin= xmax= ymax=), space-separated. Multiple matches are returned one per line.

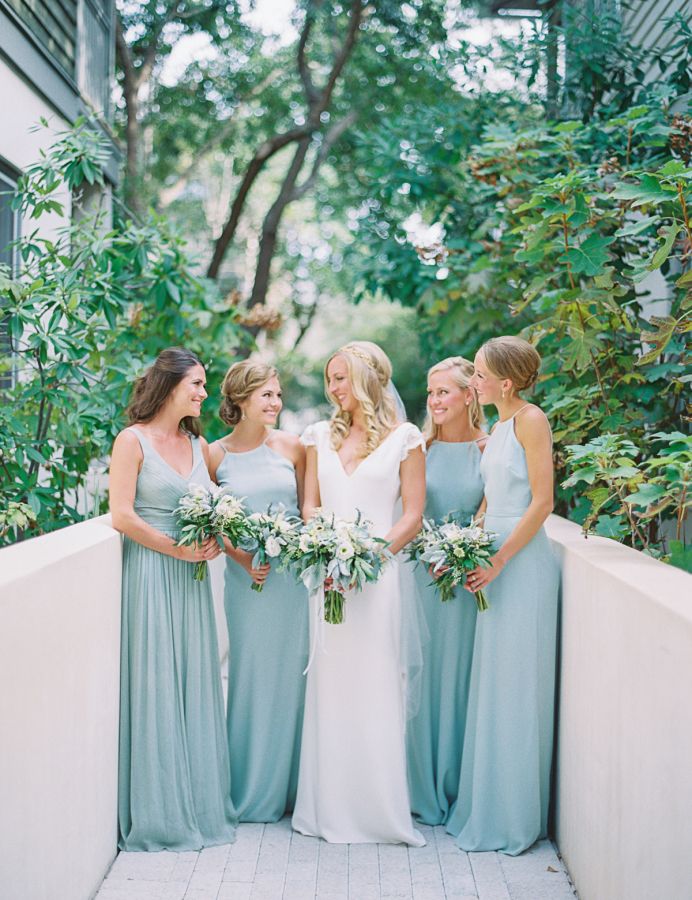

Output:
xmin=497 ymin=403 xmax=530 ymax=425
xmin=334 ymin=422 xmax=410 ymax=478
xmin=221 ymin=433 xmax=269 ymax=456
xmin=130 ymin=427 xmax=197 ymax=481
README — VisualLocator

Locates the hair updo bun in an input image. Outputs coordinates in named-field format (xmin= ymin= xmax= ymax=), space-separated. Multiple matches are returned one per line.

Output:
xmin=219 ymin=359 xmax=278 ymax=427
xmin=480 ymin=336 xmax=541 ymax=393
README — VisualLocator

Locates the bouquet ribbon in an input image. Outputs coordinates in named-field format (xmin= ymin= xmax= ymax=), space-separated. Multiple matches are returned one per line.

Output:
xmin=303 ymin=584 xmax=326 ymax=675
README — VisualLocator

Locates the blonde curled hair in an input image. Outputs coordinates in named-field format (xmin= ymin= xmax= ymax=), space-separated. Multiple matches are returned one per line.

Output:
xmin=479 ymin=336 xmax=541 ymax=394
xmin=219 ymin=359 xmax=278 ymax=426
xmin=325 ymin=341 xmax=398 ymax=457
xmin=422 ymin=356 xmax=485 ymax=445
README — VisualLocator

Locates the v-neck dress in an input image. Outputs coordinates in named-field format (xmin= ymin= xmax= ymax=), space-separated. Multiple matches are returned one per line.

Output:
xmin=291 ymin=420 xmax=425 ymax=846
xmin=118 ymin=428 xmax=237 ymax=851
xmin=406 ymin=439 xmax=485 ymax=826
xmin=216 ymin=442 xmax=308 ymax=822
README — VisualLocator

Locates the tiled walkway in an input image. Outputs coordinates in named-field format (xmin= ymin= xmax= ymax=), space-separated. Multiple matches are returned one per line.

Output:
xmin=95 ymin=818 xmax=577 ymax=900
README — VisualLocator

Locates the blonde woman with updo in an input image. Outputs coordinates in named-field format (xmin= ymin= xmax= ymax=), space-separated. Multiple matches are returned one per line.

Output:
xmin=406 ymin=357 xmax=487 ymax=827
xmin=292 ymin=340 xmax=426 ymax=846
xmin=208 ymin=360 xmax=308 ymax=822
xmin=446 ymin=336 xmax=559 ymax=856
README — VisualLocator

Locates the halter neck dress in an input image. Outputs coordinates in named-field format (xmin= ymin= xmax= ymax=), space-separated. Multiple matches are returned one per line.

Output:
xmin=446 ymin=409 xmax=559 ymax=855
xmin=118 ymin=428 xmax=236 ymax=851
xmin=406 ymin=438 xmax=485 ymax=826
xmin=215 ymin=440 xmax=308 ymax=821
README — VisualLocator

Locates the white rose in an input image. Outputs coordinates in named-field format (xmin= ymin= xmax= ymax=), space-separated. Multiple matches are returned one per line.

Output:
xmin=265 ymin=536 xmax=282 ymax=558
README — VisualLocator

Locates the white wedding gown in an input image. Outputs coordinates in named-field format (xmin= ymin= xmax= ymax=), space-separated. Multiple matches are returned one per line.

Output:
xmin=292 ymin=420 xmax=425 ymax=846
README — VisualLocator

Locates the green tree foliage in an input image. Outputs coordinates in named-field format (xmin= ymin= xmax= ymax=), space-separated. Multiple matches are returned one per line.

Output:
xmin=342 ymin=7 xmax=691 ymax=565
xmin=0 ymin=121 xmax=243 ymax=545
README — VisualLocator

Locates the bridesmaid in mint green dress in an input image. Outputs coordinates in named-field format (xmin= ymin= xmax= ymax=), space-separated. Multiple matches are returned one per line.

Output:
xmin=447 ymin=336 xmax=559 ymax=856
xmin=406 ymin=357 xmax=486 ymax=826
xmin=209 ymin=360 xmax=308 ymax=822
xmin=110 ymin=348 xmax=236 ymax=851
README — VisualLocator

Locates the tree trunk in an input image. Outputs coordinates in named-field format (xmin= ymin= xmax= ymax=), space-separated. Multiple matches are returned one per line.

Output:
xmin=206 ymin=127 xmax=312 ymax=279
xmin=249 ymin=136 xmax=312 ymax=309
xmin=124 ymin=86 xmax=141 ymax=216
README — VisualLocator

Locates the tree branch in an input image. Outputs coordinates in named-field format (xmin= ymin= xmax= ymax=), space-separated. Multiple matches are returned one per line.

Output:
xmin=136 ymin=1 xmax=185 ymax=90
xmin=206 ymin=125 xmax=314 ymax=278
xmin=311 ymin=0 xmax=362 ymax=118
xmin=297 ymin=2 xmax=320 ymax=105
xmin=249 ymin=136 xmax=312 ymax=308
xmin=291 ymin=110 xmax=358 ymax=202
xmin=158 ymin=68 xmax=283 ymax=209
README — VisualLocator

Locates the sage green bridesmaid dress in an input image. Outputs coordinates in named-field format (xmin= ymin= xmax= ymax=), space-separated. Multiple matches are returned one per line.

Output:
xmin=406 ymin=439 xmax=485 ymax=825
xmin=216 ymin=440 xmax=308 ymax=821
xmin=118 ymin=428 xmax=237 ymax=851
xmin=446 ymin=411 xmax=559 ymax=855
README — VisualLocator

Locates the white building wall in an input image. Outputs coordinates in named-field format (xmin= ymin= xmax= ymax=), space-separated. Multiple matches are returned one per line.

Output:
xmin=0 ymin=55 xmax=71 ymax=233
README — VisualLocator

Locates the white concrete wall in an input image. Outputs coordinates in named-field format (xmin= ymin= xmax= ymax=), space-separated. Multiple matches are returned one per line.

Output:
xmin=0 ymin=516 xmax=227 ymax=900
xmin=2 ymin=513 xmax=690 ymax=899
xmin=549 ymin=515 xmax=692 ymax=900
xmin=0 ymin=56 xmax=71 ymax=235
xmin=0 ymin=515 xmax=122 ymax=900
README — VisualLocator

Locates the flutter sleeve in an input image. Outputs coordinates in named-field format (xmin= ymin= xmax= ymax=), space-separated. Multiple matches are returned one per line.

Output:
xmin=300 ymin=420 xmax=326 ymax=449
xmin=399 ymin=423 xmax=426 ymax=462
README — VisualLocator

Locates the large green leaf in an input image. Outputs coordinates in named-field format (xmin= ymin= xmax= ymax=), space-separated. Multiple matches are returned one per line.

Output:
xmin=560 ymin=234 xmax=613 ymax=276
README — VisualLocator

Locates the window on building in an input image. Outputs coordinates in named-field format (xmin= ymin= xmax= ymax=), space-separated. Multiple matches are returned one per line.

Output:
xmin=0 ymin=160 xmax=20 ymax=390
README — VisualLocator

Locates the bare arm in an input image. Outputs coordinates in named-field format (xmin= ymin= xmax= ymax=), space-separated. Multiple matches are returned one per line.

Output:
xmin=385 ymin=445 xmax=425 ymax=555
xmin=207 ymin=438 xmax=225 ymax=483
xmin=301 ymin=445 xmax=321 ymax=521
xmin=109 ymin=430 xmax=218 ymax=562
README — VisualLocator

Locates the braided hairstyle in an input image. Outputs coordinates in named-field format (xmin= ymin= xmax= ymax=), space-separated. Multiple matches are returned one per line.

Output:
xmin=325 ymin=341 xmax=398 ymax=457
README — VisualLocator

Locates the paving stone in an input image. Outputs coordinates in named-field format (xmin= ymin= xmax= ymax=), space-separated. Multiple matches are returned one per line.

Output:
xmin=92 ymin=817 xmax=573 ymax=900
xmin=217 ymin=882 xmax=253 ymax=900
xmin=223 ymin=860 xmax=259 ymax=883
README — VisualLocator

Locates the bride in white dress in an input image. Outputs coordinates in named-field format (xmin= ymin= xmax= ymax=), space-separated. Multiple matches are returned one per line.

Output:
xmin=292 ymin=341 xmax=426 ymax=846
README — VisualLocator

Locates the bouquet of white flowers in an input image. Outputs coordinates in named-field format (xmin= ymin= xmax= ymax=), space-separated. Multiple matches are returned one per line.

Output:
xmin=237 ymin=505 xmax=302 ymax=593
xmin=174 ymin=484 xmax=251 ymax=581
xmin=407 ymin=517 xmax=497 ymax=611
xmin=284 ymin=509 xmax=391 ymax=624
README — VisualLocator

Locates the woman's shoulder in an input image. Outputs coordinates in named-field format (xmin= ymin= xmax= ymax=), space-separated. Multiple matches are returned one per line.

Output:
xmin=270 ymin=429 xmax=305 ymax=459
xmin=113 ymin=426 xmax=144 ymax=452
xmin=514 ymin=404 xmax=552 ymax=443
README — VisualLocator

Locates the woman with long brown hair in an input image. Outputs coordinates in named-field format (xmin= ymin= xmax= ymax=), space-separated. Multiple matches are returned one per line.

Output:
xmin=109 ymin=347 xmax=236 ymax=851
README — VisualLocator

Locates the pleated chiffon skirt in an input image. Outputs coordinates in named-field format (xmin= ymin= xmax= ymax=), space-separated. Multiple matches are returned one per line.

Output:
xmin=118 ymin=536 xmax=237 ymax=851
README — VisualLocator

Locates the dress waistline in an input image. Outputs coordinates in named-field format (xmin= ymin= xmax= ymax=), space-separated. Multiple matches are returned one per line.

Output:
xmin=485 ymin=508 xmax=529 ymax=519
